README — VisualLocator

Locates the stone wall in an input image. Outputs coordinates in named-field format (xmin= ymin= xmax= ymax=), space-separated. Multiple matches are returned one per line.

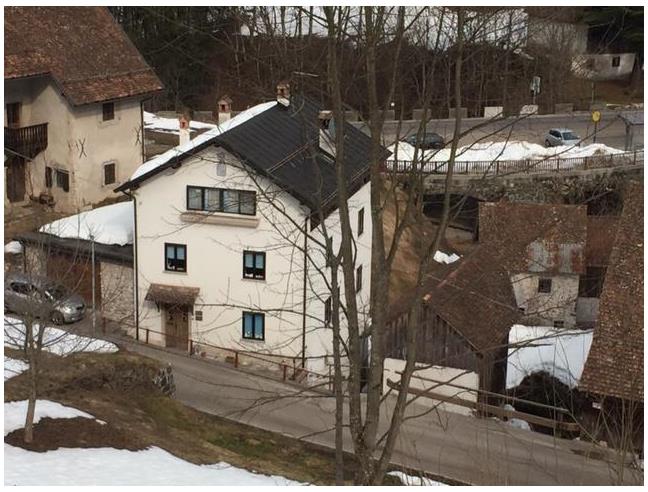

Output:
xmin=100 ymin=261 xmax=134 ymax=324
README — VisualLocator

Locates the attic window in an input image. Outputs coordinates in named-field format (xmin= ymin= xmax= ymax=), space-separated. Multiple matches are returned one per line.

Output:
xmin=538 ymin=278 xmax=552 ymax=294
xmin=102 ymin=102 xmax=115 ymax=121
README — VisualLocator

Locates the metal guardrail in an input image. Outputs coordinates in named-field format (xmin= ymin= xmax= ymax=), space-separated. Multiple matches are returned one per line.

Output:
xmin=387 ymin=149 xmax=644 ymax=176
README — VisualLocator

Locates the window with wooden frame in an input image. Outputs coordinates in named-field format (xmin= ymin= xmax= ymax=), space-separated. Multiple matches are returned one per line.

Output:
xmin=186 ymin=186 xmax=256 ymax=216
xmin=242 ymin=311 xmax=265 ymax=340
xmin=164 ymin=243 xmax=187 ymax=272
xmin=102 ymin=102 xmax=115 ymax=121
xmin=6 ymin=102 xmax=21 ymax=128
xmin=611 ymin=56 xmax=621 ymax=68
xmin=538 ymin=277 xmax=552 ymax=294
xmin=56 ymin=169 xmax=70 ymax=192
xmin=45 ymin=167 xmax=53 ymax=188
xmin=103 ymin=162 xmax=116 ymax=185
xmin=356 ymin=265 xmax=363 ymax=293
xmin=357 ymin=207 xmax=365 ymax=236
xmin=243 ymin=251 xmax=266 ymax=280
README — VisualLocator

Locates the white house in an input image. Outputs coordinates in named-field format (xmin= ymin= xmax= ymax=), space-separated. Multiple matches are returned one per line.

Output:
xmin=116 ymin=85 xmax=377 ymax=376
xmin=4 ymin=7 xmax=162 ymax=221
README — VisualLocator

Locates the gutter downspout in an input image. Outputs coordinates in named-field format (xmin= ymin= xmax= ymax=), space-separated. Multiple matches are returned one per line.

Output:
xmin=301 ymin=216 xmax=308 ymax=368
xmin=140 ymin=100 xmax=146 ymax=163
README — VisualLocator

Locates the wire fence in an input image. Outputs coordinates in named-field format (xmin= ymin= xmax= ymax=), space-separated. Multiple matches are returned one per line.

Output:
xmin=387 ymin=149 xmax=644 ymax=176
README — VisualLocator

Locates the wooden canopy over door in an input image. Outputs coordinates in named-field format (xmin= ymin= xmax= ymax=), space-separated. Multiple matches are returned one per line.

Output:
xmin=164 ymin=304 xmax=189 ymax=350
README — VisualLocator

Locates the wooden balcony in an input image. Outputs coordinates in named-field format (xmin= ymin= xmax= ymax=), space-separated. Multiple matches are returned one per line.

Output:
xmin=4 ymin=123 xmax=48 ymax=159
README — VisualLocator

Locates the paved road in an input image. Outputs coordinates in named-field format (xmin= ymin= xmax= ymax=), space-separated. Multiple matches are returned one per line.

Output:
xmin=352 ymin=112 xmax=643 ymax=151
xmin=111 ymin=337 xmax=641 ymax=486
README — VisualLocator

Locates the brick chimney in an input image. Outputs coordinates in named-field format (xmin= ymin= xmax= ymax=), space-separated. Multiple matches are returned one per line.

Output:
xmin=178 ymin=110 xmax=191 ymax=146
xmin=276 ymin=81 xmax=290 ymax=107
xmin=218 ymin=95 xmax=232 ymax=125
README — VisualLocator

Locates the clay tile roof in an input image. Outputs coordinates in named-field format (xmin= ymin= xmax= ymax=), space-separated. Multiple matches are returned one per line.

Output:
xmin=423 ymin=244 xmax=520 ymax=353
xmin=479 ymin=202 xmax=587 ymax=274
xmin=580 ymin=182 xmax=644 ymax=402
xmin=5 ymin=7 xmax=162 ymax=105
xmin=145 ymin=283 xmax=200 ymax=306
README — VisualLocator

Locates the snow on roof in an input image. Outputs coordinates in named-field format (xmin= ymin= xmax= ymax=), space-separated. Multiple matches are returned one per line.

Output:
xmin=143 ymin=111 xmax=217 ymax=135
xmin=4 ymin=241 xmax=22 ymax=255
xmin=388 ymin=141 xmax=624 ymax=165
xmin=433 ymin=250 xmax=460 ymax=264
xmin=506 ymin=324 xmax=593 ymax=389
xmin=131 ymin=101 xmax=278 ymax=181
xmin=39 ymin=201 xmax=133 ymax=246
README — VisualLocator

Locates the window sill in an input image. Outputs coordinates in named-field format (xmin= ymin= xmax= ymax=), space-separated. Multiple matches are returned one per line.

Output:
xmin=181 ymin=211 xmax=259 ymax=228
xmin=242 ymin=338 xmax=265 ymax=343
xmin=242 ymin=277 xmax=266 ymax=282
xmin=163 ymin=270 xmax=188 ymax=275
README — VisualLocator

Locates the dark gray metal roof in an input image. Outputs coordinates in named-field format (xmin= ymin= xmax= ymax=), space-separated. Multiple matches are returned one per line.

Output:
xmin=15 ymin=231 xmax=133 ymax=264
xmin=618 ymin=111 xmax=644 ymax=126
xmin=117 ymin=95 xmax=387 ymax=210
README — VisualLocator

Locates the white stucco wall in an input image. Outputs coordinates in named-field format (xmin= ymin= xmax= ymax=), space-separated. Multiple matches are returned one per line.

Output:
xmin=383 ymin=358 xmax=479 ymax=416
xmin=511 ymin=273 xmax=579 ymax=327
xmin=134 ymin=145 xmax=372 ymax=376
xmin=572 ymin=53 xmax=637 ymax=81
xmin=4 ymin=77 xmax=144 ymax=213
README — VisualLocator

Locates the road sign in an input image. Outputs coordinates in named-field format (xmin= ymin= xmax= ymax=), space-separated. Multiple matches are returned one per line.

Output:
xmin=591 ymin=110 xmax=601 ymax=123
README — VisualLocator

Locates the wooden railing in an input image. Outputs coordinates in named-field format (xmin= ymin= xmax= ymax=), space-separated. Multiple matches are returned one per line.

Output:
xmin=5 ymin=123 xmax=48 ymax=159
xmin=387 ymin=149 xmax=644 ymax=176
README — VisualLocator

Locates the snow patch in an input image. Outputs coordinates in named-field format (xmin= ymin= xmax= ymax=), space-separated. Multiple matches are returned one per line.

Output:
xmin=434 ymin=250 xmax=460 ymax=264
xmin=3 ymin=400 xmax=301 ymax=486
xmin=131 ymin=101 xmax=277 ymax=181
xmin=388 ymin=141 xmax=624 ymax=171
xmin=144 ymin=111 xmax=216 ymax=135
xmin=388 ymin=470 xmax=447 ymax=486
xmin=4 ymin=357 xmax=28 ymax=380
xmin=4 ymin=241 xmax=23 ymax=255
xmin=506 ymin=324 xmax=593 ymax=389
xmin=39 ymin=201 xmax=133 ymax=246
xmin=4 ymin=400 xmax=99 ymax=435
xmin=4 ymin=316 xmax=118 ymax=356
xmin=501 ymin=404 xmax=531 ymax=431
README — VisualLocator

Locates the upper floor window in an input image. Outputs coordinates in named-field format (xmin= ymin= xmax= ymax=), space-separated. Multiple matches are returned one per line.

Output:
xmin=356 ymin=265 xmax=363 ymax=293
xmin=186 ymin=185 xmax=256 ymax=216
xmin=165 ymin=243 xmax=186 ymax=272
xmin=103 ymin=162 xmax=116 ymax=185
xmin=538 ymin=277 xmax=552 ymax=294
xmin=102 ymin=102 xmax=115 ymax=122
xmin=611 ymin=56 xmax=621 ymax=68
xmin=243 ymin=251 xmax=266 ymax=280
xmin=357 ymin=208 xmax=365 ymax=236
xmin=242 ymin=311 xmax=265 ymax=340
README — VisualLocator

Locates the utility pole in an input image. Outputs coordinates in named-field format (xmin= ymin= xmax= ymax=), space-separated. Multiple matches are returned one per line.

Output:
xmin=91 ymin=234 xmax=96 ymax=334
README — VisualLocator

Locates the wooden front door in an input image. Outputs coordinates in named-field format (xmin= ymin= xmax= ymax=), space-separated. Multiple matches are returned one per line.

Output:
xmin=164 ymin=305 xmax=189 ymax=350
xmin=6 ymin=156 xmax=26 ymax=203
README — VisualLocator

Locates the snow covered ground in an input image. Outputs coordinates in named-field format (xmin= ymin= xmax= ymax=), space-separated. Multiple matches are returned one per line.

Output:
xmin=4 ymin=241 xmax=22 ymax=255
xmin=434 ymin=250 xmax=460 ymax=264
xmin=132 ymin=101 xmax=277 ymax=181
xmin=506 ymin=324 xmax=593 ymax=389
xmin=4 ymin=316 xmax=118 ymax=356
xmin=39 ymin=201 xmax=133 ymax=246
xmin=388 ymin=141 xmax=624 ymax=172
xmin=388 ymin=470 xmax=447 ymax=486
xmin=144 ymin=111 xmax=217 ymax=135
xmin=4 ymin=357 xmax=28 ymax=380
xmin=4 ymin=400 xmax=301 ymax=486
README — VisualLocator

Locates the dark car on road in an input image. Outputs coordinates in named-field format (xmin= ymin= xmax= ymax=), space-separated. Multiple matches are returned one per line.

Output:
xmin=4 ymin=272 xmax=86 ymax=324
xmin=404 ymin=132 xmax=445 ymax=150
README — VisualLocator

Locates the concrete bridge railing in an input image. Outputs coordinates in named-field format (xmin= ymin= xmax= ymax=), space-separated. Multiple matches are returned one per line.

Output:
xmin=387 ymin=149 xmax=643 ymax=176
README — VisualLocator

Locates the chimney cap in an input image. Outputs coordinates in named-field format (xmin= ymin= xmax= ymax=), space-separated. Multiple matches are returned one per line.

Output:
xmin=218 ymin=95 xmax=233 ymax=104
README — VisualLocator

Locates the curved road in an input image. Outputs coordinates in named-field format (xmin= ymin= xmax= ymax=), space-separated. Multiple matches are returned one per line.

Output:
xmin=116 ymin=338 xmax=642 ymax=486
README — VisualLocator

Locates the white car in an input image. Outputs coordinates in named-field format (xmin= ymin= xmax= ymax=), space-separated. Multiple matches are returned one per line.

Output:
xmin=544 ymin=128 xmax=580 ymax=147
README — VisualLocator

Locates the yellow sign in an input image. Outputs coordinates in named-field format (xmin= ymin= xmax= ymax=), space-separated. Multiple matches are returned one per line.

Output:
xmin=592 ymin=110 xmax=601 ymax=123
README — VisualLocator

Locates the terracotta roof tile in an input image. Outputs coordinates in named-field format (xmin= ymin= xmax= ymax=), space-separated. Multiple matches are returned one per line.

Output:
xmin=5 ymin=7 xmax=162 ymax=105
xmin=580 ymin=182 xmax=644 ymax=401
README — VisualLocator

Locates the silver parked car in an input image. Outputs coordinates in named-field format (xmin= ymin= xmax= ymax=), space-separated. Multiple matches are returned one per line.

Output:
xmin=4 ymin=272 xmax=86 ymax=324
xmin=544 ymin=128 xmax=581 ymax=147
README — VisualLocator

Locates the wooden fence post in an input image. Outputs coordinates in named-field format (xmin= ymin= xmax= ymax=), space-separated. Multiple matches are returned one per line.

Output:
xmin=145 ymin=328 xmax=149 ymax=344
xmin=234 ymin=351 xmax=239 ymax=368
